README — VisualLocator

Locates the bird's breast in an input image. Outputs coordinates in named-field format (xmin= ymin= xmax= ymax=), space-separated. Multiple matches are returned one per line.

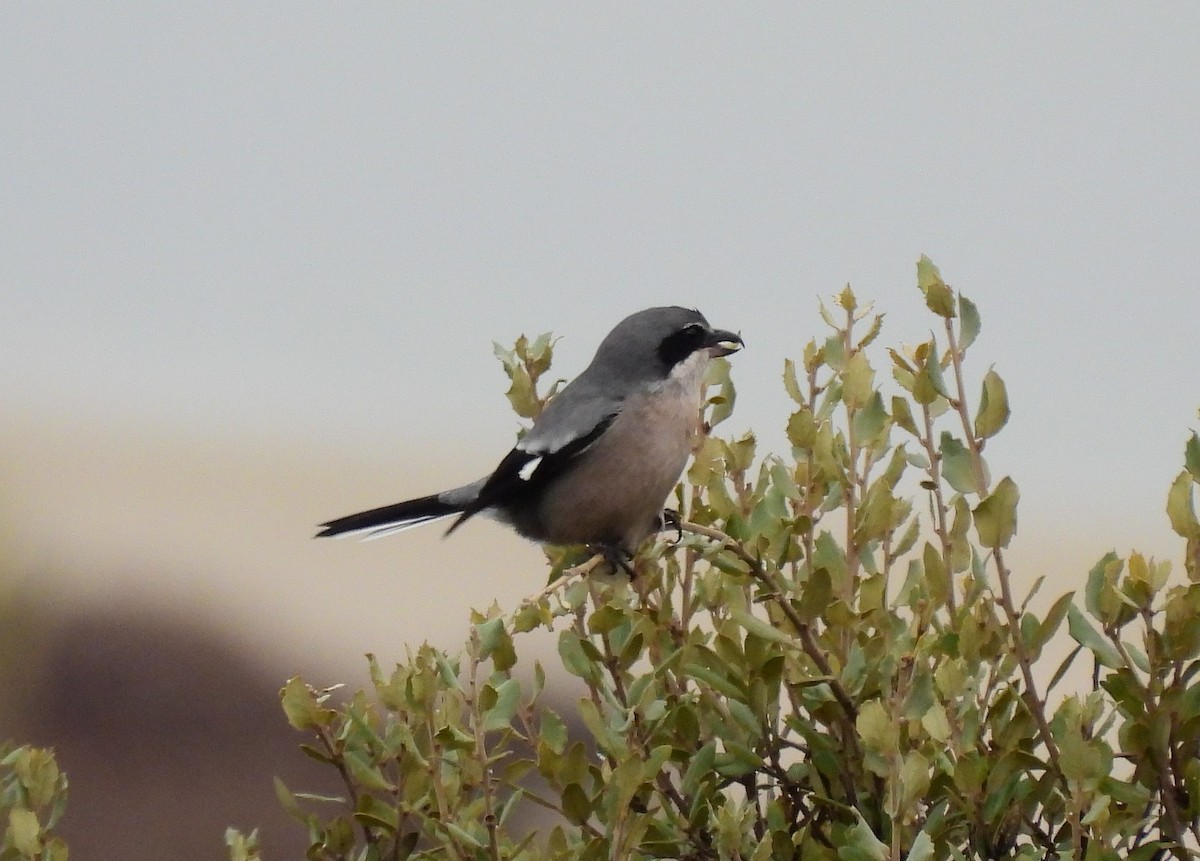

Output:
xmin=527 ymin=359 xmax=708 ymax=551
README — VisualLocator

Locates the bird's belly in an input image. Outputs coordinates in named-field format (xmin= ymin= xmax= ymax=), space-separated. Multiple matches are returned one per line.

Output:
xmin=531 ymin=388 xmax=699 ymax=551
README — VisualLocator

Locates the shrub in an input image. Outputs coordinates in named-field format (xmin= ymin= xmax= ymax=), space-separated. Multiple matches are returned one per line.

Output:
xmin=0 ymin=744 xmax=69 ymax=861
xmin=232 ymin=258 xmax=1200 ymax=860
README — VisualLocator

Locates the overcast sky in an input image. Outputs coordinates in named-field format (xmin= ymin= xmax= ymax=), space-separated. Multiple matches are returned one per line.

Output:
xmin=4 ymin=6 xmax=1199 ymax=592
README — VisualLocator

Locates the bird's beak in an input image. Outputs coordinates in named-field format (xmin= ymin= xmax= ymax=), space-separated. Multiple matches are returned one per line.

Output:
xmin=705 ymin=329 xmax=744 ymax=357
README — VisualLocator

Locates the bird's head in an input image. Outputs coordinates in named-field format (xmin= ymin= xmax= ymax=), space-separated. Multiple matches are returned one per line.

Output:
xmin=594 ymin=305 xmax=742 ymax=371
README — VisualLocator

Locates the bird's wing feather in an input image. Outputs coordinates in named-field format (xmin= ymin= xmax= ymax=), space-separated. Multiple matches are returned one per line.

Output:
xmin=516 ymin=380 xmax=623 ymax=456
xmin=315 ymin=493 xmax=460 ymax=538
xmin=445 ymin=391 xmax=621 ymax=534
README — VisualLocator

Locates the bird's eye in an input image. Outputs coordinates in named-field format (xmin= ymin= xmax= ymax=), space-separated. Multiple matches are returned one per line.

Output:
xmin=657 ymin=322 xmax=710 ymax=367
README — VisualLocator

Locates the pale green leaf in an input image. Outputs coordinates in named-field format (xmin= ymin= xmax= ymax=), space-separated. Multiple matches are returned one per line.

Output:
xmin=917 ymin=255 xmax=955 ymax=318
xmin=973 ymin=476 xmax=1019 ymax=548
xmin=483 ymin=678 xmax=522 ymax=731
xmin=921 ymin=704 xmax=951 ymax=744
xmin=783 ymin=358 xmax=805 ymax=405
xmin=8 ymin=808 xmax=41 ymax=856
xmin=856 ymin=700 xmax=898 ymax=756
xmin=443 ymin=821 xmax=486 ymax=849
xmin=1167 ymin=471 xmax=1200 ymax=539
xmin=1185 ymin=431 xmax=1200 ymax=481
xmin=844 ymin=810 xmax=889 ymax=861
xmin=958 ymin=294 xmax=981 ymax=350
xmin=852 ymin=391 xmax=889 ymax=443
xmin=974 ymin=369 xmax=1011 ymax=440
xmin=1067 ymin=605 xmax=1126 ymax=669
xmin=730 ymin=609 xmax=793 ymax=645
xmin=891 ymin=395 xmax=917 ymax=436
xmin=939 ymin=433 xmax=979 ymax=495
xmin=843 ymin=351 xmax=876 ymax=409
xmin=905 ymin=829 xmax=935 ymax=861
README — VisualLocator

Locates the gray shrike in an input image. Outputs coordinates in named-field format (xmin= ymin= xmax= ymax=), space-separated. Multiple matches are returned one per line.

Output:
xmin=316 ymin=306 xmax=743 ymax=561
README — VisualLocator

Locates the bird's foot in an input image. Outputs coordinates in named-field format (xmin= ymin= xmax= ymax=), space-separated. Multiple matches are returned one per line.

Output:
xmin=587 ymin=543 xmax=637 ymax=578
xmin=657 ymin=508 xmax=684 ymax=544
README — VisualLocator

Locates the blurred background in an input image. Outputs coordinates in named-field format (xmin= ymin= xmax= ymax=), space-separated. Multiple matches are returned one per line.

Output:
xmin=2 ymin=5 xmax=1198 ymax=858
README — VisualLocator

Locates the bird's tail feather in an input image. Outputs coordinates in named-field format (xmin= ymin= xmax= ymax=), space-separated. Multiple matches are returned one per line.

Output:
xmin=315 ymin=494 xmax=463 ymax=540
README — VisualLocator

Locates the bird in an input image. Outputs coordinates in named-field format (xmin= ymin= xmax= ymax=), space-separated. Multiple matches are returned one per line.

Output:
xmin=316 ymin=306 xmax=743 ymax=566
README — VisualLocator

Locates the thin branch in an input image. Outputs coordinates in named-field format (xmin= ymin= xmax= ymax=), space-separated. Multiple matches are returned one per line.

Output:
xmin=680 ymin=520 xmax=859 ymax=723
xmin=919 ymin=401 xmax=957 ymax=615
xmin=942 ymin=319 xmax=1065 ymax=794
xmin=465 ymin=631 xmax=502 ymax=861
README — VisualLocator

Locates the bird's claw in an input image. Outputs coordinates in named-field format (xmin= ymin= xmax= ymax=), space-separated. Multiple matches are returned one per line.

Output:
xmin=658 ymin=508 xmax=683 ymax=544
xmin=588 ymin=543 xmax=637 ymax=578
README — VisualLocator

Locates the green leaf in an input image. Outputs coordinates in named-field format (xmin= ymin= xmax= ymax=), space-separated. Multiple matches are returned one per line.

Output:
xmin=924 ymin=342 xmax=950 ymax=397
xmin=842 ymin=352 xmax=875 ymax=410
xmin=355 ymin=795 xmax=399 ymax=832
xmin=44 ymin=837 xmax=69 ymax=861
xmin=557 ymin=631 xmax=600 ymax=680
xmin=842 ymin=810 xmax=888 ymax=861
xmin=731 ymin=609 xmax=793 ymax=645
xmin=280 ymin=677 xmax=324 ymax=731
xmin=939 ymin=433 xmax=979 ymax=495
xmin=818 ymin=299 xmax=838 ymax=330
xmin=1185 ymin=431 xmax=1200 ymax=481
xmin=8 ymin=808 xmax=41 ymax=856
xmin=273 ymin=776 xmax=302 ymax=818
xmin=897 ymin=750 xmax=931 ymax=815
xmin=443 ymin=821 xmax=486 ymax=849
xmin=683 ymin=663 xmax=746 ymax=700
xmin=783 ymin=358 xmax=805 ymax=405
xmin=911 ymin=344 xmax=945 ymax=406
xmin=921 ymin=704 xmax=951 ymax=744
xmin=795 ymin=566 xmax=833 ymax=623
xmin=902 ymin=669 xmax=935 ymax=721
xmin=682 ymin=742 xmax=717 ymax=795
xmin=921 ymin=542 xmax=948 ymax=607
xmin=917 ymin=255 xmax=955 ymax=319
xmin=483 ymin=678 xmax=522 ymax=731
xmin=787 ymin=408 xmax=818 ymax=449
xmin=475 ymin=617 xmax=516 ymax=672
xmin=539 ymin=709 xmax=567 ymax=754
xmin=1084 ymin=552 xmax=1120 ymax=617
xmin=905 ymin=829 xmax=935 ymax=861
xmin=958 ymin=294 xmax=981 ymax=350
xmin=1058 ymin=729 xmax=1113 ymax=788
xmin=852 ymin=391 xmax=889 ymax=444
xmin=344 ymin=751 xmax=392 ymax=792
xmin=856 ymin=700 xmax=898 ymax=756
xmin=1067 ymin=605 xmax=1126 ymax=669
xmin=1033 ymin=592 xmax=1077 ymax=651
xmin=561 ymin=783 xmax=592 ymax=825
xmin=587 ymin=604 xmax=627 ymax=635
xmin=973 ymin=476 xmax=1019 ymax=548
xmin=1167 ymin=471 xmax=1200 ymax=539
xmin=891 ymin=395 xmax=917 ymax=436
xmin=858 ymin=312 xmax=884 ymax=350
xmin=704 ymin=358 xmax=737 ymax=428
xmin=974 ymin=369 xmax=1010 ymax=440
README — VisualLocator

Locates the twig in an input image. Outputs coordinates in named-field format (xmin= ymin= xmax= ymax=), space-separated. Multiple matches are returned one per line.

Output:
xmin=465 ymin=631 xmax=502 ymax=861
xmin=942 ymin=318 xmax=1065 ymax=794
xmin=517 ymin=553 xmax=606 ymax=608
xmin=680 ymin=520 xmax=858 ymax=722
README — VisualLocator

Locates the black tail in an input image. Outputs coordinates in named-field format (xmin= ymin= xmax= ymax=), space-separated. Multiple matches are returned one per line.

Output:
xmin=315 ymin=493 xmax=463 ymax=539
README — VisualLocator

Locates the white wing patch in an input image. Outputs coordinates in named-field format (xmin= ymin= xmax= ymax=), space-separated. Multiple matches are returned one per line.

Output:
xmin=517 ymin=433 xmax=574 ymax=456
xmin=518 ymin=456 xmax=543 ymax=481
